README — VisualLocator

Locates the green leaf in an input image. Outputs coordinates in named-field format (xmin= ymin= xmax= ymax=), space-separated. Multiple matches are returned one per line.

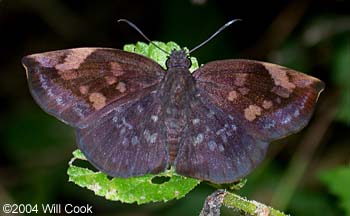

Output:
xmin=68 ymin=150 xmax=200 ymax=204
xmin=67 ymin=41 xmax=201 ymax=204
xmin=123 ymin=41 xmax=199 ymax=72
xmin=319 ymin=165 xmax=350 ymax=215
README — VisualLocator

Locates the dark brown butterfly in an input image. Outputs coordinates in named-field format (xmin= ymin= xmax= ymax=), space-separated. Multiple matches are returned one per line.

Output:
xmin=22 ymin=20 xmax=324 ymax=184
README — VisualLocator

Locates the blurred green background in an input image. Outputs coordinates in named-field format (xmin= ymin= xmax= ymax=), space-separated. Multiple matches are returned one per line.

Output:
xmin=0 ymin=0 xmax=349 ymax=215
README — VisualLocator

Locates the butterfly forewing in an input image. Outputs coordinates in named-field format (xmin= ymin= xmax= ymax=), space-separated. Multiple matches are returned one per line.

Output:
xmin=193 ymin=59 xmax=324 ymax=142
xmin=22 ymin=48 xmax=165 ymax=128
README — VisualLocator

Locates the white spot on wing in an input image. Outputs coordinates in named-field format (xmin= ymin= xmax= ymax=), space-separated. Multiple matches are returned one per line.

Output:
xmin=112 ymin=116 xmax=118 ymax=122
xmin=208 ymin=141 xmax=217 ymax=151
xmin=150 ymin=133 xmax=158 ymax=143
xmin=137 ymin=105 xmax=144 ymax=113
xmin=122 ymin=117 xmax=133 ymax=129
xmin=144 ymin=130 xmax=158 ymax=143
xmin=207 ymin=110 xmax=215 ymax=118
xmin=192 ymin=118 xmax=200 ymax=125
xmin=151 ymin=115 xmax=159 ymax=122
xmin=220 ymin=134 xmax=228 ymax=143
xmin=119 ymin=127 xmax=126 ymax=136
xmin=231 ymin=124 xmax=237 ymax=131
xmin=122 ymin=138 xmax=129 ymax=146
xmin=144 ymin=129 xmax=150 ymax=141
xmin=73 ymin=106 xmax=85 ymax=118
xmin=282 ymin=114 xmax=292 ymax=125
xmin=263 ymin=120 xmax=276 ymax=129
xmin=131 ymin=136 xmax=139 ymax=145
xmin=55 ymin=96 xmax=63 ymax=105
xmin=39 ymin=74 xmax=49 ymax=90
xmin=194 ymin=133 xmax=204 ymax=146
xmin=293 ymin=109 xmax=300 ymax=117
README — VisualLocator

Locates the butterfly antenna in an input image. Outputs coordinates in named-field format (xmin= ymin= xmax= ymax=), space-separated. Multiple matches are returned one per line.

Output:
xmin=118 ymin=19 xmax=170 ymax=55
xmin=189 ymin=19 xmax=242 ymax=54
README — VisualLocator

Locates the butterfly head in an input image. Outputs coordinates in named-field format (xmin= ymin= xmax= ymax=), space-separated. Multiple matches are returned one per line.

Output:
xmin=166 ymin=50 xmax=191 ymax=69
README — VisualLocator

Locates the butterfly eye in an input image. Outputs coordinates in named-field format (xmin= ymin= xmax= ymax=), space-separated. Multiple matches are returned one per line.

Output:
xmin=165 ymin=58 xmax=170 ymax=69
xmin=185 ymin=57 xmax=191 ymax=69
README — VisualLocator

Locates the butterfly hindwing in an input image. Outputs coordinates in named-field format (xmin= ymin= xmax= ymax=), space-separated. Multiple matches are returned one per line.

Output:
xmin=174 ymin=94 xmax=268 ymax=183
xmin=22 ymin=48 xmax=165 ymax=128
xmin=77 ymin=89 xmax=169 ymax=177
xmin=193 ymin=59 xmax=324 ymax=142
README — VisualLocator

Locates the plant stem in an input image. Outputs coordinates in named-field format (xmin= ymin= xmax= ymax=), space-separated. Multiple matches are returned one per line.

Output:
xmin=223 ymin=191 xmax=288 ymax=216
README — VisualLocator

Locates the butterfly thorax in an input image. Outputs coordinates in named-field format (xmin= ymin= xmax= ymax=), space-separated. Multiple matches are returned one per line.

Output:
xmin=163 ymin=49 xmax=193 ymax=103
xmin=160 ymin=50 xmax=196 ymax=163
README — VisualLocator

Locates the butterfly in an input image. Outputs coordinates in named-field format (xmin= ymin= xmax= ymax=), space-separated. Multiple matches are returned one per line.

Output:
xmin=22 ymin=20 xmax=324 ymax=184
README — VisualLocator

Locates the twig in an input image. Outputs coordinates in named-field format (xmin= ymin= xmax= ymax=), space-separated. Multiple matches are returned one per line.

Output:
xmin=200 ymin=190 xmax=288 ymax=216
xmin=223 ymin=192 xmax=288 ymax=216
xmin=199 ymin=190 xmax=226 ymax=216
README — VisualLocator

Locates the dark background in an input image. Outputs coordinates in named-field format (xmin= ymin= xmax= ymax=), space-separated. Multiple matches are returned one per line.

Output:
xmin=0 ymin=0 xmax=349 ymax=215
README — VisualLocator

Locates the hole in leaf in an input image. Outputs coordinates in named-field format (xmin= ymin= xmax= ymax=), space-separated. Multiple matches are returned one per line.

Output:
xmin=151 ymin=176 xmax=171 ymax=184
xmin=73 ymin=159 xmax=99 ymax=172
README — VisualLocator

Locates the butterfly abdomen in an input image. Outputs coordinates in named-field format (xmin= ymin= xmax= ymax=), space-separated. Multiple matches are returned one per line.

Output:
xmin=167 ymin=134 xmax=181 ymax=162
xmin=164 ymin=113 xmax=187 ymax=162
